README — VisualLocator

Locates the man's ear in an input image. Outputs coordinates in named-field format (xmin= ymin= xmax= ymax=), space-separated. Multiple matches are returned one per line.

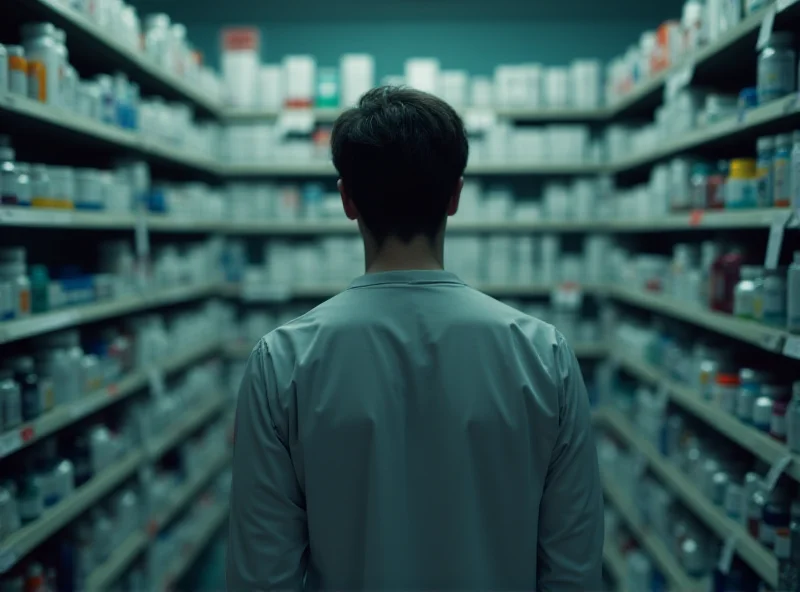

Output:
xmin=338 ymin=179 xmax=359 ymax=221
xmin=447 ymin=177 xmax=464 ymax=216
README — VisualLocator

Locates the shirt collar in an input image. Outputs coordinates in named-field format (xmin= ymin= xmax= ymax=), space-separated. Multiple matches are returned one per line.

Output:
xmin=348 ymin=269 xmax=465 ymax=290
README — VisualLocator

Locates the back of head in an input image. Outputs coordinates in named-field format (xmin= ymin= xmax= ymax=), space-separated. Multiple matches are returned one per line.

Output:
xmin=331 ymin=86 xmax=469 ymax=244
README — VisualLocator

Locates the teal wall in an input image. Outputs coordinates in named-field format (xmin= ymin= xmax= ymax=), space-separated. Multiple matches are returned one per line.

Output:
xmin=131 ymin=0 xmax=685 ymax=77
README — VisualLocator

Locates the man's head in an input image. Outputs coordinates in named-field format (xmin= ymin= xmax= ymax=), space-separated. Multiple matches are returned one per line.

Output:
xmin=331 ymin=86 xmax=469 ymax=246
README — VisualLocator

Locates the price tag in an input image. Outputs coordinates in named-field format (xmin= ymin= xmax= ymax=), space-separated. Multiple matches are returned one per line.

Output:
xmin=689 ymin=209 xmax=704 ymax=226
xmin=148 ymin=368 xmax=165 ymax=398
xmin=757 ymin=5 xmax=777 ymax=50
xmin=717 ymin=534 xmax=739 ymax=574
xmin=784 ymin=336 xmax=800 ymax=359
xmin=0 ymin=431 xmax=22 ymax=458
xmin=763 ymin=455 xmax=793 ymax=492
xmin=764 ymin=210 xmax=793 ymax=269
xmin=0 ymin=548 xmax=17 ymax=574
xmin=277 ymin=109 xmax=315 ymax=134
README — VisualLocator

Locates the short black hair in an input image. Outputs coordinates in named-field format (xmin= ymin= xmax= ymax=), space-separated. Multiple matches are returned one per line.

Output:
xmin=331 ymin=86 xmax=469 ymax=244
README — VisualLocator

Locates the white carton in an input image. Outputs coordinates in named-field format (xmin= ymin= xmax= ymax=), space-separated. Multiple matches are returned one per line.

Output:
xmin=341 ymin=54 xmax=375 ymax=106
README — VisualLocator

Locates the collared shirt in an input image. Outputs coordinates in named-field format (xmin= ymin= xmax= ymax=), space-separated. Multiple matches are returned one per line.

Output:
xmin=227 ymin=270 xmax=603 ymax=591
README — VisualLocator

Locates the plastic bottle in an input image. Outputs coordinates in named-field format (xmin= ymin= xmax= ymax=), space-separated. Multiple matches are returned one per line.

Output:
xmin=711 ymin=248 xmax=743 ymax=313
xmin=789 ymin=383 xmax=800 ymax=454
xmin=7 ymin=46 xmax=28 ymax=97
xmin=0 ymin=135 xmax=18 ymax=206
xmin=0 ymin=43 xmax=8 ymax=93
xmin=756 ymin=136 xmax=774 ymax=207
xmin=21 ymin=23 xmax=59 ymax=107
xmin=774 ymin=134 xmax=793 ymax=207
xmin=726 ymin=158 xmax=758 ymax=208
xmin=16 ymin=163 xmax=31 ymax=207
xmin=737 ymin=368 xmax=765 ymax=424
xmin=789 ymin=252 xmax=800 ymax=332
xmin=9 ymin=356 xmax=41 ymax=422
xmin=29 ymin=265 xmax=49 ymax=314
xmin=784 ymin=499 xmax=800 ymax=592
xmin=0 ymin=249 xmax=31 ymax=318
xmin=18 ymin=473 xmax=43 ymax=524
xmin=734 ymin=265 xmax=762 ymax=319
xmin=0 ymin=369 xmax=21 ymax=429
xmin=758 ymin=32 xmax=796 ymax=105
xmin=761 ymin=268 xmax=787 ymax=326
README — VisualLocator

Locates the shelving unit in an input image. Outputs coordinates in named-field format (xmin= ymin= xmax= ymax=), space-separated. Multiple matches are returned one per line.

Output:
xmin=597 ymin=408 xmax=778 ymax=588
xmin=85 ymin=453 xmax=231 ymax=591
xmin=614 ymin=351 xmax=800 ymax=483
xmin=602 ymin=473 xmax=703 ymax=592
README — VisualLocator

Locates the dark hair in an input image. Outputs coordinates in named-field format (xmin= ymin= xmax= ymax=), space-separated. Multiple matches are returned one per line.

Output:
xmin=331 ymin=86 xmax=469 ymax=244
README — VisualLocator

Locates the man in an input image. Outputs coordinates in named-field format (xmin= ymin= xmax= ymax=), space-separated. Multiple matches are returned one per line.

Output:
xmin=227 ymin=86 xmax=604 ymax=591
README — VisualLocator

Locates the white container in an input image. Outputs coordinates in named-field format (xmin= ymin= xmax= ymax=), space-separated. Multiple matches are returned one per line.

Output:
xmin=257 ymin=65 xmax=282 ymax=111
xmin=283 ymin=55 xmax=316 ymax=107
xmin=788 ymin=251 xmax=800 ymax=332
xmin=0 ymin=261 xmax=30 ymax=318
xmin=7 ymin=46 xmax=28 ymax=97
xmin=758 ymin=32 xmax=796 ymax=105
xmin=221 ymin=27 xmax=260 ymax=108
xmin=0 ymin=44 xmax=8 ymax=93
xmin=762 ymin=270 xmax=787 ymax=326
xmin=340 ymin=54 xmax=375 ymax=107
xmin=734 ymin=266 xmax=762 ymax=319
xmin=405 ymin=58 xmax=440 ymax=95
xmin=21 ymin=23 xmax=60 ymax=107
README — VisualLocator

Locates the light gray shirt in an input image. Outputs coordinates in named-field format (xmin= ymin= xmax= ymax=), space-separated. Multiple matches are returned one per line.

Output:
xmin=227 ymin=270 xmax=603 ymax=591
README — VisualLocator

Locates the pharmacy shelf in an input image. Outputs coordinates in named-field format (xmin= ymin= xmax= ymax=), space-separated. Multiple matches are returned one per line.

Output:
xmin=160 ymin=502 xmax=229 ymax=590
xmin=0 ymin=282 xmax=220 ymax=345
xmin=0 ymin=94 xmax=220 ymax=175
xmin=610 ymin=95 xmax=800 ymax=174
xmin=0 ymin=93 xmax=139 ymax=148
xmin=0 ymin=340 xmax=220 ymax=461
xmin=597 ymin=407 xmax=778 ymax=587
xmin=224 ymin=162 xmax=605 ymax=177
xmin=602 ymin=542 xmax=627 ymax=592
xmin=608 ymin=208 xmax=793 ymax=232
xmin=614 ymin=351 xmax=800 ymax=484
xmin=146 ymin=396 xmax=225 ymax=461
xmin=607 ymin=285 xmax=793 ymax=356
xmin=86 ymin=453 xmax=231 ymax=591
xmin=0 ymin=206 xmax=139 ymax=230
xmin=607 ymin=3 xmax=781 ymax=118
xmin=13 ymin=0 xmax=221 ymax=117
xmin=225 ymin=106 xmax=609 ymax=123
xmin=602 ymin=473 xmax=702 ymax=592
xmin=85 ymin=531 xmax=149 ymax=592
xmin=0 ymin=450 xmax=144 ymax=574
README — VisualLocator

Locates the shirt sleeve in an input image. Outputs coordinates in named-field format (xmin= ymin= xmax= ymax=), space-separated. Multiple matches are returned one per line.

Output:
xmin=536 ymin=333 xmax=604 ymax=591
xmin=227 ymin=340 xmax=308 ymax=591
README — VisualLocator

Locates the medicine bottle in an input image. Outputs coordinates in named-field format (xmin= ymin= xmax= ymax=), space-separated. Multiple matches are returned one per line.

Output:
xmin=7 ymin=46 xmax=28 ymax=97
xmin=21 ymin=23 xmax=59 ymax=106
xmin=758 ymin=32 xmax=796 ymax=105
xmin=726 ymin=158 xmax=758 ymax=208
xmin=0 ymin=44 xmax=8 ymax=93
xmin=761 ymin=269 xmax=787 ymax=326
xmin=16 ymin=164 xmax=31 ymax=207
xmin=756 ymin=136 xmax=774 ymax=207
xmin=0 ymin=249 xmax=31 ymax=318
xmin=9 ymin=356 xmax=40 ymax=422
xmin=734 ymin=265 xmax=763 ymax=319
xmin=0 ymin=135 xmax=18 ymax=206
xmin=0 ymin=369 xmax=21 ymax=429
xmin=774 ymin=134 xmax=793 ymax=206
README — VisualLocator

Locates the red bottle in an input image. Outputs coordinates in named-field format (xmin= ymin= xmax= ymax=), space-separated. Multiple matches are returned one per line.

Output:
xmin=710 ymin=249 xmax=743 ymax=313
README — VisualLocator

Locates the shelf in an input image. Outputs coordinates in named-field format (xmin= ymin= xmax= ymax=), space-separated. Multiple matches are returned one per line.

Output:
xmin=225 ymin=162 xmax=605 ymax=177
xmin=602 ymin=473 xmax=702 ymax=592
xmin=85 ymin=453 xmax=231 ymax=591
xmin=0 ymin=451 xmax=144 ymax=574
xmin=146 ymin=396 xmax=225 ymax=460
xmin=0 ymin=94 xmax=219 ymax=175
xmin=84 ymin=531 xmax=149 ymax=592
xmin=0 ymin=206 xmax=138 ymax=230
xmin=0 ymin=340 xmax=220 ymax=461
xmin=607 ymin=5 xmax=775 ymax=118
xmin=608 ymin=209 xmax=792 ymax=232
xmin=160 ymin=502 xmax=229 ymax=590
xmin=607 ymin=286 xmax=792 ymax=355
xmin=0 ymin=282 xmax=220 ymax=345
xmin=602 ymin=542 xmax=627 ymax=592
xmin=614 ymin=351 xmax=800 ymax=484
xmin=597 ymin=408 xmax=777 ymax=587
xmin=610 ymin=95 xmax=800 ymax=174
xmin=223 ymin=106 xmax=608 ymax=123
xmin=12 ymin=0 xmax=221 ymax=117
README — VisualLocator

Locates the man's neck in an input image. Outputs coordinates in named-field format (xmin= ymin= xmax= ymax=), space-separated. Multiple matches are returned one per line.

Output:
xmin=364 ymin=235 xmax=445 ymax=274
